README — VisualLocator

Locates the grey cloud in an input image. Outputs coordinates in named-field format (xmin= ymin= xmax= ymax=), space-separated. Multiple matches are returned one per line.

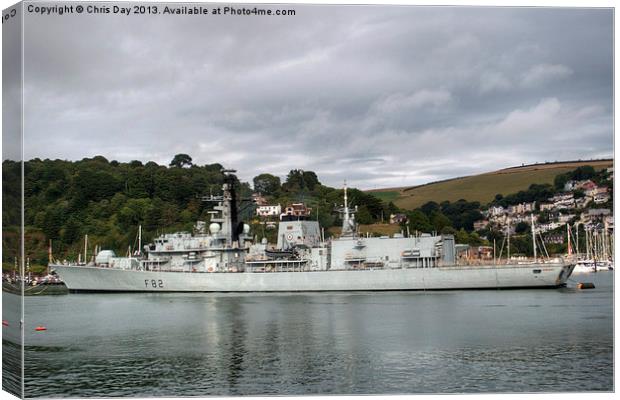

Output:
xmin=17 ymin=4 xmax=613 ymax=189
xmin=520 ymin=64 xmax=573 ymax=87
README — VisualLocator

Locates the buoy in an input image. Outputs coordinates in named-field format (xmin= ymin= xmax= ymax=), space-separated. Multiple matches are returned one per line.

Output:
xmin=577 ymin=282 xmax=595 ymax=289
xmin=35 ymin=326 xmax=47 ymax=331
xmin=2 ymin=320 xmax=8 ymax=327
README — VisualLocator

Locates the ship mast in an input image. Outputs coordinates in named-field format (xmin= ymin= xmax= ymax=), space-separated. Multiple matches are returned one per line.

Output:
xmin=138 ymin=225 xmax=142 ymax=256
xmin=343 ymin=180 xmax=350 ymax=224
xmin=84 ymin=234 xmax=88 ymax=265
xmin=339 ymin=181 xmax=357 ymax=238
xmin=200 ymin=169 xmax=241 ymax=248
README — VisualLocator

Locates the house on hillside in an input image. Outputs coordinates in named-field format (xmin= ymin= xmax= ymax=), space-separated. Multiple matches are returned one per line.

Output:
xmin=564 ymin=180 xmax=577 ymax=191
xmin=579 ymin=180 xmax=597 ymax=191
xmin=540 ymin=202 xmax=555 ymax=211
xmin=507 ymin=202 xmax=536 ymax=215
xmin=281 ymin=203 xmax=312 ymax=219
xmin=594 ymin=192 xmax=610 ymax=204
xmin=538 ymin=222 xmax=561 ymax=233
xmin=581 ymin=208 xmax=611 ymax=224
xmin=543 ymin=233 xmax=564 ymax=244
xmin=389 ymin=213 xmax=408 ymax=224
xmin=489 ymin=206 xmax=505 ymax=216
xmin=557 ymin=213 xmax=576 ymax=224
xmin=575 ymin=197 xmax=590 ymax=209
xmin=252 ymin=193 xmax=268 ymax=206
xmin=256 ymin=204 xmax=282 ymax=217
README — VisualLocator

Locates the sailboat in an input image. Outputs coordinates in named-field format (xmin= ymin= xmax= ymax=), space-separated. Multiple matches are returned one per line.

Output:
xmin=571 ymin=223 xmax=613 ymax=274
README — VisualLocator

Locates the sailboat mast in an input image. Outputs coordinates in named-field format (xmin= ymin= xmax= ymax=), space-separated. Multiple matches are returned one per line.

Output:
xmin=575 ymin=223 xmax=579 ymax=255
xmin=507 ymin=223 xmax=511 ymax=261
xmin=531 ymin=214 xmax=537 ymax=260
xmin=566 ymin=224 xmax=572 ymax=256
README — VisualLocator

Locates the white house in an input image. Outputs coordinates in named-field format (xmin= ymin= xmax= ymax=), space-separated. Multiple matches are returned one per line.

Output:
xmin=256 ymin=204 xmax=282 ymax=217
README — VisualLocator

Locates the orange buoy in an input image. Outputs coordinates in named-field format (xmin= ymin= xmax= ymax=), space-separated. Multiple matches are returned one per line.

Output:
xmin=577 ymin=282 xmax=594 ymax=289
xmin=577 ymin=282 xmax=595 ymax=290
xmin=2 ymin=320 xmax=8 ymax=327
xmin=35 ymin=326 xmax=47 ymax=331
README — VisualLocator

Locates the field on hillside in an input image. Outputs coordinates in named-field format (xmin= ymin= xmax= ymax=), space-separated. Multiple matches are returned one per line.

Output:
xmin=368 ymin=160 xmax=613 ymax=210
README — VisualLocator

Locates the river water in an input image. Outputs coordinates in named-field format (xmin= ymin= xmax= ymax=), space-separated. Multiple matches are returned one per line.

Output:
xmin=3 ymin=271 xmax=614 ymax=397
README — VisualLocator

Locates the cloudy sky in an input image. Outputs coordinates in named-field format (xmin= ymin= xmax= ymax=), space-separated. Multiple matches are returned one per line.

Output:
xmin=14 ymin=3 xmax=614 ymax=189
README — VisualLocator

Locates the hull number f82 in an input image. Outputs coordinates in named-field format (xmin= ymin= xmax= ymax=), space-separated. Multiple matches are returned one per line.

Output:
xmin=145 ymin=279 xmax=164 ymax=288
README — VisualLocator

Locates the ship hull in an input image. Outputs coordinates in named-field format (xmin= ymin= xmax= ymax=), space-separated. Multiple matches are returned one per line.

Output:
xmin=52 ymin=263 xmax=574 ymax=292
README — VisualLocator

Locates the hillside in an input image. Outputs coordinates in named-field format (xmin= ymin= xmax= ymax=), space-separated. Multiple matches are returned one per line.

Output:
xmin=1 ymin=157 xmax=390 ymax=268
xmin=368 ymin=160 xmax=613 ymax=210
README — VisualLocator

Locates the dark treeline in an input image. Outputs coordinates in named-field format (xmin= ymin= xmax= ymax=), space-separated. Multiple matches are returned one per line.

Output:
xmin=2 ymin=156 xmax=400 ymax=267
xmin=2 ymin=156 xmax=612 ymax=267
xmin=3 ymin=155 xmax=242 ymax=266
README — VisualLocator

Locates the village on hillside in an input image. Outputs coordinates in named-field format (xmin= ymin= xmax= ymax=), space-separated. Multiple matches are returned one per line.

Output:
xmin=476 ymin=169 xmax=613 ymax=236
xmin=249 ymin=165 xmax=613 ymax=261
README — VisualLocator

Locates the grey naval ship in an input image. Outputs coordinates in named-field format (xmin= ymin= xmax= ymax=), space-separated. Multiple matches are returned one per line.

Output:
xmin=52 ymin=170 xmax=575 ymax=292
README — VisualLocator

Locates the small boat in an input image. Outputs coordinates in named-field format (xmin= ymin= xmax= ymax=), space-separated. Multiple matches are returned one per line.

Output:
xmin=572 ymin=259 xmax=614 ymax=274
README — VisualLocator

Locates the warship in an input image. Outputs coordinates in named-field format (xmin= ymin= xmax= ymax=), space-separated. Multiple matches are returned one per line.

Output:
xmin=51 ymin=170 xmax=575 ymax=292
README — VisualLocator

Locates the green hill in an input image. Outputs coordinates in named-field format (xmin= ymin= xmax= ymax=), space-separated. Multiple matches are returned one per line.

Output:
xmin=368 ymin=160 xmax=613 ymax=210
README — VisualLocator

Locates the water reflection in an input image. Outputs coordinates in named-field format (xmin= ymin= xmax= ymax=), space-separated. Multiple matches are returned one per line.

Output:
xmin=19 ymin=272 xmax=614 ymax=397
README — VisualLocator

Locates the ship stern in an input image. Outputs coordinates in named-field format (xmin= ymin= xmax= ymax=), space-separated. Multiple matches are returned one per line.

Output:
xmin=556 ymin=262 xmax=576 ymax=286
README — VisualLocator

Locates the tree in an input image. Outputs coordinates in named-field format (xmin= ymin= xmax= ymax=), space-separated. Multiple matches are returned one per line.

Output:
xmin=420 ymin=201 xmax=439 ymax=216
xmin=571 ymin=165 xmax=596 ymax=181
xmin=355 ymin=205 xmax=373 ymax=225
xmin=574 ymin=189 xmax=585 ymax=199
xmin=386 ymin=201 xmax=400 ymax=216
xmin=430 ymin=211 xmax=452 ymax=232
xmin=407 ymin=210 xmax=432 ymax=233
xmin=554 ymin=173 xmax=569 ymax=190
xmin=515 ymin=221 xmax=530 ymax=234
xmin=62 ymin=217 xmax=81 ymax=244
xmin=283 ymin=169 xmax=320 ymax=191
xmin=253 ymin=173 xmax=281 ymax=195
xmin=169 ymin=154 xmax=193 ymax=168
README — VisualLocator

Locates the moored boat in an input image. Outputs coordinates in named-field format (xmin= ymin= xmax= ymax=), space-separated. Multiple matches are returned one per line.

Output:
xmin=51 ymin=170 xmax=575 ymax=292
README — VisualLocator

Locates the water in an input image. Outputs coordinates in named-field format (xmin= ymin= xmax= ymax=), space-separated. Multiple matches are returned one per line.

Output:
xmin=4 ymin=272 xmax=614 ymax=397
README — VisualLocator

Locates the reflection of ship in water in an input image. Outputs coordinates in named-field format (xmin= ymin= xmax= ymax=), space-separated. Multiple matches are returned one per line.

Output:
xmin=52 ymin=170 xmax=575 ymax=292
xmin=225 ymin=300 xmax=246 ymax=390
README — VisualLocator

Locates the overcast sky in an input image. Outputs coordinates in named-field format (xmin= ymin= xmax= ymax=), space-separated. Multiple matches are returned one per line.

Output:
xmin=14 ymin=4 xmax=614 ymax=189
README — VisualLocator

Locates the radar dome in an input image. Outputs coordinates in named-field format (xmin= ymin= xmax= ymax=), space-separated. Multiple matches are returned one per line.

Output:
xmin=95 ymin=250 xmax=116 ymax=265
xmin=243 ymin=224 xmax=251 ymax=234
xmin=209 ymin=223 xmax=221 ymax=234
